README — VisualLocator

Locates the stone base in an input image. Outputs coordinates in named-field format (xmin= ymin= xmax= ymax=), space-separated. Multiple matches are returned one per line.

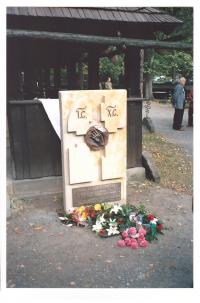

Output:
xmin=127 ymin=167 xmax=146 ymax=182
xmin=8 ymin=176 xmax=63 ymax=198
xmin=7 ymin=168 xmax=145 ymax=200
xmin=142 ymin=117 xmax=155 ymax=133
xmin=142 ymin=151 xmax=160 ymax=183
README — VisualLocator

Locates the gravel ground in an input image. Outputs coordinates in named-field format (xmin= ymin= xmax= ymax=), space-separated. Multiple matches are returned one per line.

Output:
xmin=7 ymin=183 xmax=193 ymax=288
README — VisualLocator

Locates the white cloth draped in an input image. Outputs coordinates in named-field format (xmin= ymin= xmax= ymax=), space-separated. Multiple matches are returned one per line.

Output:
xmin=39 ymin=98 xmax=61 ymax=138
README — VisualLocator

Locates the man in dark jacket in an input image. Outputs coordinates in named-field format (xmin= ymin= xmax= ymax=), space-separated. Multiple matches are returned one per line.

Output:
xmin=187 ymin=89 xmax=193 ymax=127
xmin=172 ymin=77 xmax=186 ymax=131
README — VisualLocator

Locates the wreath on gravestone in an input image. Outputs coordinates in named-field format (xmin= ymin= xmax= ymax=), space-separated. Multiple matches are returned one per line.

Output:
xmin=58 ymin=203 xmax=164 ymax=251
xmin=84 ymin=125 xmax=109 ymax=151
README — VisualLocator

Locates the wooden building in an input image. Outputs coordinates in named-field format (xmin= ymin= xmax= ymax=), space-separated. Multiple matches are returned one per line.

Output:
xmin=7 ymin=7 xmax=191 ymax=186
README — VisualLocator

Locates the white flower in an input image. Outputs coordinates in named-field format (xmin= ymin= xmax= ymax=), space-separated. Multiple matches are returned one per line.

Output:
xmin=129 ymin=212 xmax=137 ymax=221
xmin=150 ymin=218 xmax=158 ymax=225
xmin=92 ymin=221 xmax=102 ymax=232
xmin=106 ymin=226 xmax=120 ymax=236
xmin=59 ymin=217 xmax=68 ymax=221
xmin=131 ymin=233 xmax=139 ymax=239
xmin=99 ymin=214 xmax=106 ymax=224
xmin=110 ymin=205 xmax=122 ymax=214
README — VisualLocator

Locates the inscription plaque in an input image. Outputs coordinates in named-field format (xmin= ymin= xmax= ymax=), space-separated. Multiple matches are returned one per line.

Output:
xmin=72 ymin=183 xmax=121 ymax=206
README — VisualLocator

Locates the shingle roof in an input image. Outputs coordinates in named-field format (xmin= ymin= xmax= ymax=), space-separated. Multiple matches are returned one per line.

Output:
xmin=6 ymin=7 xmax=182 ymax=24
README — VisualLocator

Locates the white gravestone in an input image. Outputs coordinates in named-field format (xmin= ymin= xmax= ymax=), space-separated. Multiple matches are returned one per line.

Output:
xmin=59 ymin=90 xmax=127 ymax=211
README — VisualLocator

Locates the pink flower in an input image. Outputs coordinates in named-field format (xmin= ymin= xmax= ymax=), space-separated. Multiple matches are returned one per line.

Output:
xmin=139 ymin=239 xmax=148 ymax=248
xmin=124 ymin=237 xmax=132 ymax=246
xmin=137 ymin=235 xmax=145 ymax=243
xmin=138 ymin=228 xmax=146 ymax=236
xmin=117 ymin=240 xmax=126 ymax=247
xmin=129 ymin=227 xmax=137 ymax=235
xmin=121 ymin=231 xmax=129 ymax=239
xmin=130 ymin=238 xmax=137 ymax=243
xmin=131 ymin=241 xmax=139 ymax=249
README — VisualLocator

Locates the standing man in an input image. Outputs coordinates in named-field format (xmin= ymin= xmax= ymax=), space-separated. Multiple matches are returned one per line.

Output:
xmin=187 ymin=89 xmax=193 ymax=127
xmin=172 ymin=77 xmax=186 ymax=131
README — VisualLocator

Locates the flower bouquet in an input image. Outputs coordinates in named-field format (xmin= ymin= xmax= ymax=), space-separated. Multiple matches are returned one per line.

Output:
xmin=58 ymin=203 xmax=164 ymax=249
xmin=58 ymin=203 xmax=107 ymax=227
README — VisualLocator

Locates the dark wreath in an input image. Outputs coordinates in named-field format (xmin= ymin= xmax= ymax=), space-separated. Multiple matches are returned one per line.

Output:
xmin=84 ymin=125 xmax=109 ymax=151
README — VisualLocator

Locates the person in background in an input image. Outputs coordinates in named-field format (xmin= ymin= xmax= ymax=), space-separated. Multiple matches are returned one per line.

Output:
xmin=172 ymin=77 xmax=186 ymax=131
xmin=105 ymin=77 xmax=112 ymax=89
xmin=187 ymin=89 xmax=193 ymax=127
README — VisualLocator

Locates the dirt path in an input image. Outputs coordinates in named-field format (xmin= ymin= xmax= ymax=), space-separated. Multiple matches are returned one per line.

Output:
xmin=143 ymin=101 xmax=193 ymax=157
xmin=7 ymin=101 xmax=193 ymax=288
xmin=7 ymin=184 xmax=193 ymax=288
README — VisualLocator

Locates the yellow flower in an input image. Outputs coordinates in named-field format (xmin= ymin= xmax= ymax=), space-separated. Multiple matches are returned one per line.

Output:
xmin=78 ymin=206 xmax=85 ymax=213
xmin=81 ymin=211 xmax=87 ymax=220
xmin=94 ymin=204 xmax=101 ymax=211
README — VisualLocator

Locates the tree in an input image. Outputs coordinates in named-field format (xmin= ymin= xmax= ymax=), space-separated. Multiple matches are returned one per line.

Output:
xmin=143 ymin=7 xmax=193 ymax=99
xmin=99 ymin=55 xmax=124 ymax=88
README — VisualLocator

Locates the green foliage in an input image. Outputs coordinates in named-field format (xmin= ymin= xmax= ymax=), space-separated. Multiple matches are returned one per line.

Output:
xmin=144 ymin=7 xmax=193 ymax=80
xmin=156 ymin=7 xmax=193 ymax=43
xmin=99 ymin=55 xmax=124 ymax=87
xmin=144 ymin=49 xmax=193 ymax=80
xmin=157 ymin=51 xmax=192 ymax=78
xmin=137 ymin=204 xmax=147 ymax=215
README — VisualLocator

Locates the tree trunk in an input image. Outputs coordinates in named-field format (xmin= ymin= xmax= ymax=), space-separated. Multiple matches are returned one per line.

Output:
xmin=140 ymin=49 xmax=144 ymax=98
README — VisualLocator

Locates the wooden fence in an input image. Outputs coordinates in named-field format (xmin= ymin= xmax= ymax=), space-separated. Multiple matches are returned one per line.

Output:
xmin=8 ymin=98 xmax=142 ymax=180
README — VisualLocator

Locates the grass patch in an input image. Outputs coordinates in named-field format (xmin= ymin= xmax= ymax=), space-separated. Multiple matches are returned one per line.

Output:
xmin=143 ymin=133 xmax=193 ymax=195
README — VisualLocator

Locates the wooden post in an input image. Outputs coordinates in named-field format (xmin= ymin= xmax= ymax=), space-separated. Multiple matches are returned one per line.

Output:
xmin=125 ymin=47 xmax=141 ymax=97
xmin=125 ymin=47 xmax=142 ymax=168
xmin=140 ymin=49 xmax=144 ymax=98
xmin=88 ymin=51 xmax=99 ymax=89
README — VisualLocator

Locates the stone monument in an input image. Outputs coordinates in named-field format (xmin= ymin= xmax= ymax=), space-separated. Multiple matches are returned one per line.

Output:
xmin=59 ymin=89 xmax=127 ymax=211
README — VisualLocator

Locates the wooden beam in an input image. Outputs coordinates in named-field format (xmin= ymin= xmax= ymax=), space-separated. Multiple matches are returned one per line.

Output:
xmin=7 ymin=29 xmax=193 ymax=50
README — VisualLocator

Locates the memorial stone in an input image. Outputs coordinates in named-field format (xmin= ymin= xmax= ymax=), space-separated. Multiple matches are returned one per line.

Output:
xmin=59 ymin=90 xmax=127 ymax=210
